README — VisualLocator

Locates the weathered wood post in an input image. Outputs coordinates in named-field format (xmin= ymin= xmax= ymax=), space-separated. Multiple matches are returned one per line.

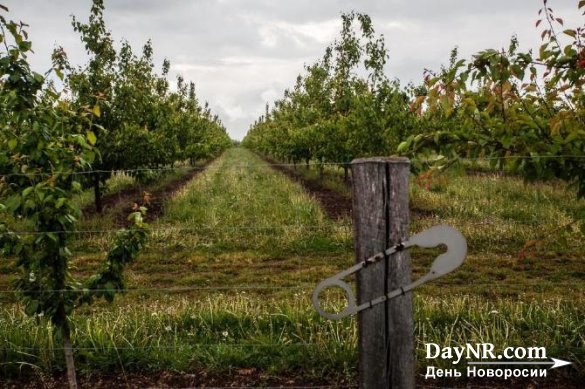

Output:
xmin=351 ymin=157 xmax=414 ymax=389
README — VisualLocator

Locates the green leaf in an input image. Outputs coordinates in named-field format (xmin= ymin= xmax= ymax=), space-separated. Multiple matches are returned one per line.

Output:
xmin=18 ymin=41 xmax=32 ymax=51
xmin=86 ymin=131 xmax=97 ymax=146
xmin=54 ymin=68 xmax=64 ymax=81
xmin=8 ymin=138 xmax=17 ymax=150
xmin=84 ymin=150 xmax=96 ymax=163
xmin=22 ymin=187 xmax=33 ymax=198
xmin=397 ymin=141 xmax=410 ymax=153
xmin=4 ymin=196 xmax=20 ymax=213
xmin=55 ymin=197 xmax=66 ymax=209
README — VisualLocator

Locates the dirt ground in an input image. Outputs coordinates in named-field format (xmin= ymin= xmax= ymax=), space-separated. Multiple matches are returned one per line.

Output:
xmin=83 ymin=161 xmax=214 ymax=226
xmin=265 ymin=160 xmax=352 ymax=221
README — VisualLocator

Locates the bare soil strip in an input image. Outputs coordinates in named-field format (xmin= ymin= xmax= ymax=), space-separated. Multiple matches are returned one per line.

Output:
xmin=261 ymin=157 xmax=353 ymax=220
xmin=261 ymin=156 xmax=434 ymax=222
xmin=83 ymin=159 xmax=216 ymax=226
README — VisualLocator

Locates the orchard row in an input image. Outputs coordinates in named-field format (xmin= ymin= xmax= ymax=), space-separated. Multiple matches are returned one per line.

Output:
xmin=243 ymin=2 xmax=585 ymax=197
xmin=0 ymin=1 xmax=230 ymax=386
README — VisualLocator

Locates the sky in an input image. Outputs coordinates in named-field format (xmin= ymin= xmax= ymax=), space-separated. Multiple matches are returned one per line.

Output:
xmin=2 ymin=1 xmax=583 ymax=140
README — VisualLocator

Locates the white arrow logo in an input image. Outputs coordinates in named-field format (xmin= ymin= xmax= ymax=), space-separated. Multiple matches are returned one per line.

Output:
xmin=468 ymin=358 xmax=572 ymax=369
xmin=550 ymin=358 xmax=572 ymax=369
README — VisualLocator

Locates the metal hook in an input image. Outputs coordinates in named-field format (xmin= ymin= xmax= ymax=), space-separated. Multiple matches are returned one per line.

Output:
xmin=311 ymin=225 xmax=467 ymax=320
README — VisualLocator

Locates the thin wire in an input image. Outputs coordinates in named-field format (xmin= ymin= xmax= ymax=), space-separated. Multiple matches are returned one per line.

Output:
xmin=0 ymin=285 xmax=314 ymax=294
xmin=0 ymin=163 xmax=346 ymax=179
xmin=6 ymin=218 xmax=585 ymax=235
xmin=2 ymin=344 xmax=326 ymax=351
xmin=0 ymin=281 xmax=582 ymax=295
xmin=3 ymin=224 xmax=353 ymax=235
xmin=458 ymin=155 xmax=585 ymax=161
xmin=3 ymin=155 xmax=585 ymax=178
xmin=0 ymin=166 xmax=203 ymax=179
xmin=3 ymin=344 xmax=582 ymax=352
xmin=429 ymin=280 xmax=585 ymax=285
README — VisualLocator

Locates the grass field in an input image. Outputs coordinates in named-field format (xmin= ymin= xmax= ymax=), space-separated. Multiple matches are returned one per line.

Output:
xmin=0 ymin=148 xmax=583 ymax=386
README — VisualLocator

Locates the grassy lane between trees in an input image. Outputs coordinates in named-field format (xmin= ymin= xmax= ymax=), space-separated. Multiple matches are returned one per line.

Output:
xmin=0 ymin=148 xmax=584 ymax=386
xmin=0 ymin=148 xmax=357 ymax=383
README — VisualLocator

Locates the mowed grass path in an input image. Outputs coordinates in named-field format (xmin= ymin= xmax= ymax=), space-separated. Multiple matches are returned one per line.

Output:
xmin=409 ymin=169 xmax=585 ymax=299
xmin=136 ymin=147 xmax=353 ymax=292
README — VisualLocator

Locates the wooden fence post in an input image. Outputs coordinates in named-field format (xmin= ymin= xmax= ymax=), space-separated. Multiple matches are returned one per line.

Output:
xmin=351 ymin=157 xmax=414 ymax=389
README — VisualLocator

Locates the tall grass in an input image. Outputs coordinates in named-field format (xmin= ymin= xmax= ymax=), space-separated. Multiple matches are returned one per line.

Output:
xmin=0 ymin=293 xmax=357 ymax=380
xmin=415 ymin=296 xmax=584 ymax=370
xmin=0 ymin=295 xmax=582 ymax=380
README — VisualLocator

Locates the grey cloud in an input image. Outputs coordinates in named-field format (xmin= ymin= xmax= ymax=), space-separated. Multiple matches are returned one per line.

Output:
xmin=2 ymin=0 xmax=583 ymax=140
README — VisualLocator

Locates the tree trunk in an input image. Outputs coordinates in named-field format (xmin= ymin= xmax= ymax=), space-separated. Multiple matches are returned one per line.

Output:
xmin=344 ymin=165 xmax=349 ymax=182
xmin=93 ymin=173 xmax=102 ymax=214
xmin=62 ymin=320 xmax=78 ymax=389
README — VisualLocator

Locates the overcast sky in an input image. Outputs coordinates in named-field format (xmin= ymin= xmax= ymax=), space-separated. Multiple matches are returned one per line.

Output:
xmin=2 ymin=1 xmax=582 ymax=140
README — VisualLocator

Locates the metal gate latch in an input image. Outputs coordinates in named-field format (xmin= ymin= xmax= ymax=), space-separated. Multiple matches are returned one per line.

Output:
xmin=312 ymin=225 xmax=467 ymax=320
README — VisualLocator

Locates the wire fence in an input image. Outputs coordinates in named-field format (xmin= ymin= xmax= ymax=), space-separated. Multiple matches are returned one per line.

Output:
xmin=2 ymin=218 xmax=583 ymax=235
xmin=3 ymin=225 xmax=353 ymax=235
xmin=1 ymin=154 xmax=585 ymax=178
xmin=3 ymin=344 xmax=583 ymax=353
xmin=1 ymin=154 xmax=583 ymax=295
xmin=1 ymin=155 xmax=583 ymax=291
xmin=0 ymin=281 xmax=583 ymax=295
xmin=0 ymin=154 xmax=583 ymax=386
xmin=0 ymin=285 xmax=311 ymax=294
